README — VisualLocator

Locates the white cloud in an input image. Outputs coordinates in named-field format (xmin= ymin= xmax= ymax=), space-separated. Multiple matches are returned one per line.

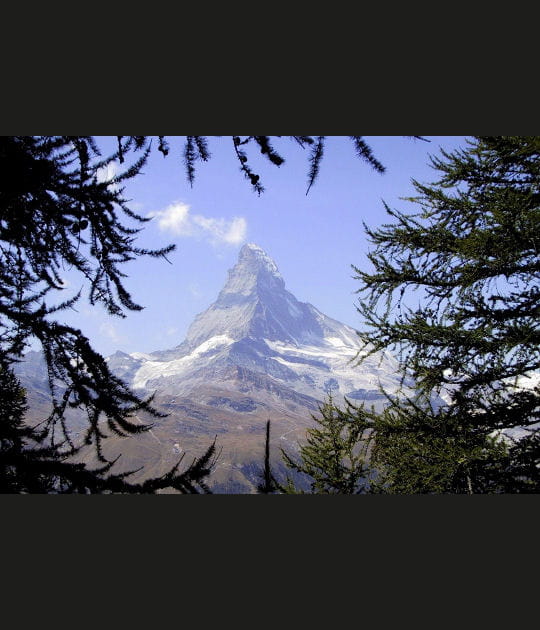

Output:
xmin=192 ymin=215 xmax=247 ymax=245
xmin=148 ymin=202 xmax=247 ymax=246
xmin=149 ymin=202 xmax=193 ymax=236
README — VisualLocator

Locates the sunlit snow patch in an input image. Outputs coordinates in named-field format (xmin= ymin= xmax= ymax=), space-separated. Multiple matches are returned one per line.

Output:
xmin=132 ymin=335 xmax=233 ymax=389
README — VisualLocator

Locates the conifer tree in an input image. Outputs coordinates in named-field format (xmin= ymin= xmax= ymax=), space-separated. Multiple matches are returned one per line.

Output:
xmin=256 ymin=420 xmax=276 ymax=494
xmin=0 ymin=364 xmax=53 ymax=492
xmin=353 ymin=136 xmax=540 ymax=493
xmin=278 ymin=395 xmax=374 ymax=494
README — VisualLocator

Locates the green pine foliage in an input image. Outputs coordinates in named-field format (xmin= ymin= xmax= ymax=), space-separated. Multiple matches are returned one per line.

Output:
xmin=278 ymin=395 xmax=375 ymax=494
xmin=0 ymin=364 xmax=52 ymax=492
xmin=368 ymin=391 xmax=511 ymax=494
xmin=353 ymin=136 xmax=540 ymax=493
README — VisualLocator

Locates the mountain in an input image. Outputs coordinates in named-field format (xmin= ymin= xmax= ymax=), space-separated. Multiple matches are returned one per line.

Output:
xmin=108 ymin=243 xmax=404 ymax=404
xmin=17 ymin=244 xmax=410 ymax=492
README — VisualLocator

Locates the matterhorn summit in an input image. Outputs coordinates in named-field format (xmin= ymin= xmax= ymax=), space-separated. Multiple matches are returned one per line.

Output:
xmin=168 ymin=242 xmax=357 ymax=352
xmin=111 ymin=243 xmax=404 ymax=407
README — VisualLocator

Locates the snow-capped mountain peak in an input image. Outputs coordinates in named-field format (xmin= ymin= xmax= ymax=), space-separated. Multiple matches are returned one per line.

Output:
xmin=239 ymin=243 xmax=283 ymax=278
xmin=167 ymin=244 xmax=320 ymax=350
xmin=123 ymin=243 xmax=406 ymax=405
xmin=219 ymin=242 xmax=285 ymax=298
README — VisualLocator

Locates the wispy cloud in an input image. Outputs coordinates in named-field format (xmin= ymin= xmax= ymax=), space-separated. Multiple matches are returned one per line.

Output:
xmin=148 ymin=202 xmax=247 ymax=246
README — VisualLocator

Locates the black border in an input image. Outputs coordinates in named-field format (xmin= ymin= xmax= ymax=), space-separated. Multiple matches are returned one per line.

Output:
xmin=4 ymin=51 xmax=536 ymax=135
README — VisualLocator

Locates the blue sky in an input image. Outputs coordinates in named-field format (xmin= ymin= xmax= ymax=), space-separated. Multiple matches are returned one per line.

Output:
xmin=51 ymin=136 xmax=469 ymax=356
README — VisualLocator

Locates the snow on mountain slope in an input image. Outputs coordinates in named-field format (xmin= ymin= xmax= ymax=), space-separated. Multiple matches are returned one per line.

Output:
xmin=122 ymin=243 xmax=408 ymax=404
xmin=132 ymin=335 xmax=234 ymax=390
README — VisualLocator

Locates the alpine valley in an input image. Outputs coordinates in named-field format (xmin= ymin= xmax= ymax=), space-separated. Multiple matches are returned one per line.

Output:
xmin=17 ymin=244 xmax=411 ymax=492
